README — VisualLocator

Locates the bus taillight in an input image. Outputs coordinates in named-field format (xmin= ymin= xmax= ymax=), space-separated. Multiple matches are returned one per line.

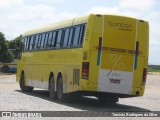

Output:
xmin=82 ymin=62 xmax=89 ymax=79
xmin=142 ymin=68 xmax=147 ymax=85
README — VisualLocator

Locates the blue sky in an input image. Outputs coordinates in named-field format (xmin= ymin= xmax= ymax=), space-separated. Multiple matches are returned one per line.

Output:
xmin=0 ymin=0 xmax=160 ymax=65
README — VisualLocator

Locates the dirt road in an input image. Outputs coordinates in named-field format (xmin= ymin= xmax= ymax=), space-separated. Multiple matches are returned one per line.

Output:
xmin=0 ymin=73 xmax=160 ymax=119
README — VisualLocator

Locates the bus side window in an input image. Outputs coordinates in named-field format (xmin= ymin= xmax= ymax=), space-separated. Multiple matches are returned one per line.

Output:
xmin=63 ymin=28 xmax=70 ymax=47
xmin=34 ymin=34 xmax=39 ymax=50
xmin=72 ymin=25 xmax=81 ymax=47
xmin=52 ymin=31 xmax=57 ymax=47
xmin=21 ymin=38 xmax=24 ymax=51
xmin=67 ymin=28 xmax=74 ymax=47
xmin=29 ymin=35 xmax=35 ymax=50
xmin=40 ymin=33 xmax=46 ymax=49
xmin=33 ymin=36 xmax=36 ymax=49
xmin=79 ymin=24 xmax=86 ymax=45
xmin=25 ymin=37 xmax=28 ymax=51
xmin=24 ymin=37 xmax=28 ymax=51
xmin=56 ymin=30 xmax=62 ymax=47
xmin=37 ymin=34 xmax=42 ymax=49
xmin=47 ymin=32 xmax=53 ymax=48
xmin=26 ymin=36 xmax=31 ymax=50
xmin=44 ymin=33 xmax=49 ymax=49
xmin=60 ymin=29 xmax=65 ymax=47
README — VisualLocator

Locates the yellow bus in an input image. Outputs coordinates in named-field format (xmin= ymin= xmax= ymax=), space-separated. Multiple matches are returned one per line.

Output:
xmin=16 ymin=14 xmax=149 ymax=103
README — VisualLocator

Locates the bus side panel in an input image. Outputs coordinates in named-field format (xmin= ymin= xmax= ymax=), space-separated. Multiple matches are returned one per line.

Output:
xmin=88 ymin=15 xmax=102 ymax=86
xmin=80 ymin=15 xmax=100 ymax=91
xmin=132 ymin=21 xmax=149 ymax=96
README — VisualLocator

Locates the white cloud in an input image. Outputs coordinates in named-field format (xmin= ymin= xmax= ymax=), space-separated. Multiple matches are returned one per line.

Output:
xmin=86 ymin=1 xmax=160 ymax=64
xmin=0 ymin=0 xmax=159 ymax=64
xmin=0 ymin=0 xmax=23 ymax=8
xmin=85 ymin=5 xmax=150 ymax=19
xmin=119 ymin=0 xmax=155 ymax=11
xmin=0 ymin=1 xmax=77 ymax=40
xmin=145 ymin=11 xmax=160 ymax=45
xmin=145 ymin=10 xmax=160 ymax=64
xmin=29 ymin=0 xmax=65 ymax=5
xmin=86 ymin=6 xmax=119 ymax=15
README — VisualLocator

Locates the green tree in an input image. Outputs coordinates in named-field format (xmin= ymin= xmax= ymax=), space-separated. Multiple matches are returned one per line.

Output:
xmin=8 ymin=35 xmax=23 ymax=59
xmin=0 ymin=32 xmax=14 ymax=63
xmin=5 ymin=40 xmax=10 ymax=49
xmin=9 ymin=35 xmax=22 ymax=49
xmin=0 ymin=32 xmax=5 ymax=50
xmin=0 ymin=50 xmax=14 ymax=63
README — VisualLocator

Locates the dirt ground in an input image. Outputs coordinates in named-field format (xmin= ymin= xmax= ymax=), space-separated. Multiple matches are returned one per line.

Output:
xmin=0 ymin=73 xmax=160 ymax=119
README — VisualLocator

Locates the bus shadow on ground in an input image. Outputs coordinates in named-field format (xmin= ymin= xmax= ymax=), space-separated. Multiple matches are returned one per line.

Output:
xmin=16 ymin=89 xmax=150 ymax=112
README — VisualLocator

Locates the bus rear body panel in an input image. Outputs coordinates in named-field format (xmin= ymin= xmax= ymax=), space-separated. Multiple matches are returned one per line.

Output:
xmin=88 ymin=15 xmax=149 ymax=97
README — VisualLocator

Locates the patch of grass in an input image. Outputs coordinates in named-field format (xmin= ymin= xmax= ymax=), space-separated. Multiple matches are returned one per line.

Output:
xmin=148 ymin=67 xmax=160 ymax=72
xmin=0 ymin=72 xmax=15 ymax=76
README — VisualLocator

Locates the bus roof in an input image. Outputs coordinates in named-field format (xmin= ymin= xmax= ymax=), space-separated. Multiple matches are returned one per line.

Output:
xmin=23 ymin=14 xmax=90 ymax=36
xmin=23 ymin=14 xmax=145 ymax=37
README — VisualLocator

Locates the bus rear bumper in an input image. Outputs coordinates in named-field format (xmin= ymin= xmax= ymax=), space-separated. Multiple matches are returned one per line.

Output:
xmin=81 ymin=81 xmax=145 ymax=97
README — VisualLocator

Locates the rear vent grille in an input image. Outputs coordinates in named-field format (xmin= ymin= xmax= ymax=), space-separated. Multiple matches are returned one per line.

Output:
xmin=73 ymin=68 xmax=80 ymax=86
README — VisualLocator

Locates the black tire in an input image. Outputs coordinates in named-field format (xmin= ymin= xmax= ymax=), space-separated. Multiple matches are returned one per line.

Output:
xmin=49 ymin=76 xmax=57 ymax=100
xmin=2 ymin=66 xmax=9 ymax=73
xmin=57 ymin=77 xmax=65 ymax=101
xmin=19 ymin=73 xmax=34 ymax=92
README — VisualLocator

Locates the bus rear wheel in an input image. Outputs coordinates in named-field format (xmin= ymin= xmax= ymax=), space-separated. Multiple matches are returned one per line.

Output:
xmin=49 ymin=76 xmax=57 ymax=100
xmin=19 ymin=74 xmax=34 ymax=92
xmin=57 ymin=77 xmax=65 ymax=101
